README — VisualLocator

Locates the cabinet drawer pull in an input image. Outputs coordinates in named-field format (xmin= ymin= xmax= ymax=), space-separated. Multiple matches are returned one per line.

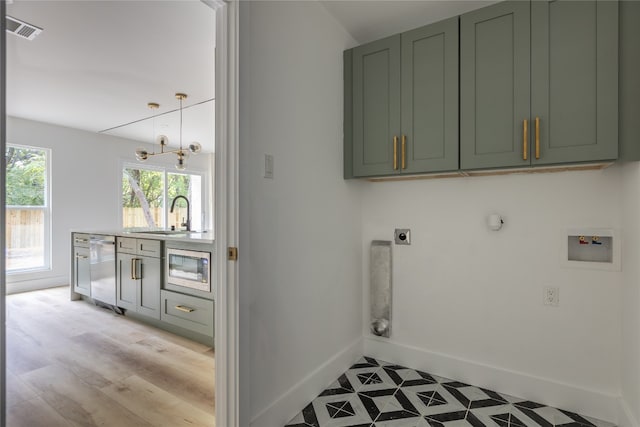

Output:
xmin=175 ymin=305 xmax=195 ymax=313
xmin=401 ymin=135 xmax=406 ymax=169
xmin=131 ymin=258 xmax=141 ymax=280
xmin=75 ymin=238 xmax=89 ymax=244
xmin=75 ymin=254 xmax=88 ymax=260
xmin=393 ymin=136 xmax=398 ymax=170
xmin=522 ymin=119 xmax=528 ymax=161
xmin=535 ymin=117 xmax=540 ymax=160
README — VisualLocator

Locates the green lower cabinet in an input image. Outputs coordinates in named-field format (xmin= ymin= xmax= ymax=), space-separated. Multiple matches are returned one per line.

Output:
xmin=160 ymin=290 xmax=214 ymax=338
xmin=116 ymin=238 xmax=162 ymax=320
xmin=346 ymin=18 xmax=459 ymax=178
xmin=73 ymin=246 xmax=91 ymax=297
xmin=461 ymin=0 xmax=618 ymax=170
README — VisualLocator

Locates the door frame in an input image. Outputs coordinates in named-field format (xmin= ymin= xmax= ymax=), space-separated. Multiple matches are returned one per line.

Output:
xmin=0 ymin=0 xmax=7 ymax=425
xmin=211 ymin=1 xmax=240 ymax=426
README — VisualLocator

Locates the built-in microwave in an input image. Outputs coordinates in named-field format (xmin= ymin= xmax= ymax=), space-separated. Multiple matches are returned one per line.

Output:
xmin=166 ymin=247 xmax=211 ymax=292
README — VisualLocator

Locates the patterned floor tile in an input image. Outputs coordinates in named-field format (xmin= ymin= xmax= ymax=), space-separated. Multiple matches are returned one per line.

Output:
xmin=402 ymin=384 xmax=467 ymax=417
xmin=512 ymin=401 xmax=597 ymax=427
xmin=442 ymin=381 xmax=508 ymax=409
xmin=320 ymin=374 xmax=358 ymax=397
xmin=286 ymin=357 xmax=615 ymax=427
xmin=382 ymin=364 xmax=439 ymax=388
xmin=324 ymin=390 xmax=377 ymax=427
xmin=424 ymin=409 xmax=486 ymax=427
xmin=345 ymin=365 xmax=399 ymax=394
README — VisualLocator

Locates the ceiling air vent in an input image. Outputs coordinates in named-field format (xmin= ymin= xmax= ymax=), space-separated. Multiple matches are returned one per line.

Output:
xmin=6 ymin=16 xmax=43 ymax=41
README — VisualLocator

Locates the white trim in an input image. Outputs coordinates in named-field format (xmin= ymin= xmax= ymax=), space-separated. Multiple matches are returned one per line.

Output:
xmin=364 ymin=337 xmax=619 ymax=424
xmin=214 ymin=1 xmax=239 ymax=427
xmin=250 ymin=339 xmax=364 ymax=427
xmin=6 ymin=278 xmax=67 ymax=295
xmin=619 ymin=397 xmax=640 ymax=427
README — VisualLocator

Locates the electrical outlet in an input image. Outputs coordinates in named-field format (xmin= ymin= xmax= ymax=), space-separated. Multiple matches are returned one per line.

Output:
xmin=543 ymin=286 xmax=559 ymax=307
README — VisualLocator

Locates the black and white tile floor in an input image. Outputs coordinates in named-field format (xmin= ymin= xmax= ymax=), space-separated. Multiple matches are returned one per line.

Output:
xmin=285 ymin=356 xmax=615 ymax=427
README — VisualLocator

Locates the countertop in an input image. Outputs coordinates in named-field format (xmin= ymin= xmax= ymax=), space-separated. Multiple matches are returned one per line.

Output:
xmin=72 ymin=230 xmax=215 ymax=245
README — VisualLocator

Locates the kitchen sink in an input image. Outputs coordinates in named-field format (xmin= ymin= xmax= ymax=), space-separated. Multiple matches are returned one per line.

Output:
xmin=136 ymin=230 xmax=193 ymax=236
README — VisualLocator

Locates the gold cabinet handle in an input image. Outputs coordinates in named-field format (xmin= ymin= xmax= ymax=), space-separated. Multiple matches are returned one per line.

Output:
xmin=74 ymin=238 xmax=88 ymax=244
xmin=175 ymin=305 xmax=195 ymax=313
xmin=75 ymin=254 xmax=88 ymax=260
xmin=523 ymin=119 xmax=528 ymax=161
xmin=535 ymin=117 xmax=540 ymax=160
xmin=130 ymin=258 xmax=136 ymax=280
xmin=401 ymin=135 xmax=406 ymax=169
xmin=393 ymin=136 xmax=398 ymax=170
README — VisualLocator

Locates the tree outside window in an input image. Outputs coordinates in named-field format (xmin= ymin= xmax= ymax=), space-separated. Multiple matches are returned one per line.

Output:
xmin=122 ymin=165 xmax=203 ymax=231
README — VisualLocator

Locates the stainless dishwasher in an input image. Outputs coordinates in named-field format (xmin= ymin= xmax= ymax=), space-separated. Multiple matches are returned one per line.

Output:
xmin=90 ymin=235 xmax=116 ymax=305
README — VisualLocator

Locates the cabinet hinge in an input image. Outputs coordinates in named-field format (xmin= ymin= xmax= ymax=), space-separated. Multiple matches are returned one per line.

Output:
xmin=228 ymin=247 xmax=238 ymax=261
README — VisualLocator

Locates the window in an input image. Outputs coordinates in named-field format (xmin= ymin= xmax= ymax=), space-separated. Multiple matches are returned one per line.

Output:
xmin=5 ymin=145 xmax=51 ymax=273
xmin=122 ymin=164 xmax=204 ymax=231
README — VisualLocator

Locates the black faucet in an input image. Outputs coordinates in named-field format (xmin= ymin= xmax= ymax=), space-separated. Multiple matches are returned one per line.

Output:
xmin=170 ymin=195 xmax=191 ymax=231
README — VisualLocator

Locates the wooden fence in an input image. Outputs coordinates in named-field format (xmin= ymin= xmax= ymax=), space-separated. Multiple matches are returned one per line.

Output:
xmin=123 ymin=207 xmax=188 ymax=229
xmin=6 ymin=208 xmax=44 ymax=250
xmin=6 ymin=208 xmax=45 ymax=270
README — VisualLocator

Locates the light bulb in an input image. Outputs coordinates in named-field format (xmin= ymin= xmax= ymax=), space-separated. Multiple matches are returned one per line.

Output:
xmin=156 ymin=134 xmax=169 ymax=146
xmin=135 ymin=148 xmax=148 ymax=161
xmin=176 ymin=157 xmax=186 ymax=170
xmin=188 ymin=142 xmax=202 ymax=154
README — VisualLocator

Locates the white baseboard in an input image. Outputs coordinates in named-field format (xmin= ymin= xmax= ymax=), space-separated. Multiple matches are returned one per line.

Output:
xmin=6 ymin=275 xmax=68 ymax=294
xmin=250 ymin=338 xmax=363 ymax=427
xmin=619 ymin=397 xmax=640 ymax=427
xmin=365 ymin=337 xmax=619 ymax=424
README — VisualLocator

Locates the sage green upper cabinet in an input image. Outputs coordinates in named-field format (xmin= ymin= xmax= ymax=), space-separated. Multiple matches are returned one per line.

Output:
xmin=461 ymin=0 xmax=618 ymax=170
xmin=530 ymin=0 xmax=618 ymax=165
xmin=346 ymin=18 xmax=459 ymax=178
xmin=401 ymin=18 xmax=459 ymax=174
xmin=460 ymin=1 xmax=531 ymax=170
xmin=351 ymin=34 xmax=401 ymax=177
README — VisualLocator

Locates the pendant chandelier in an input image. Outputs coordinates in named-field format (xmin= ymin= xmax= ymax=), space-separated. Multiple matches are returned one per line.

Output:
xmin=135 ymin=93 xmax=202 ymax=170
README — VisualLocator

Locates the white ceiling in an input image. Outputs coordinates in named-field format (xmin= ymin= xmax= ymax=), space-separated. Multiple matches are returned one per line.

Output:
xmin=6 ymin=0 xmax=216 ymax=152
xmin=320 ymin=1 xmax=499 ymax=45
xmin=5 ymin=0 xmax=497 ymax=155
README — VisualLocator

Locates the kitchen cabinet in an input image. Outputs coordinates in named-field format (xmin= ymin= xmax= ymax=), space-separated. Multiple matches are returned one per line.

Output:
xmin=116 ymin=237 xmax=162 ymax=319
xmin=345 ymin=17 xmax=459 ymax=178
xmin=460 ymin=0 xmax=618 ymax=170
xmin=160 ymin=290 xmax=214 ymax=338
xmin=72 ymin=233 xmax=91 ymax=297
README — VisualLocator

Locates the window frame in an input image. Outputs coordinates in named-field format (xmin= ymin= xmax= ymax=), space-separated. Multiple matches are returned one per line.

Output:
xmin=5 ymin=143 xmax=52 ymax=275
xmin=120 ymin=161 xmax=208 ymax=231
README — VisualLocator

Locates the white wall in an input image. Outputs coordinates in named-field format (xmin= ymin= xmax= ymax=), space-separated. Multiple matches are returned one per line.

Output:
xmin=238 ymin=2 xmax=363 ymax=426
xmin=6 ymin=116 xmax=213 ymax=293
xmin=361 ymin=168 xmax=623 ymax=422
xmin=621 ymin=162 xmax=640 ymax=426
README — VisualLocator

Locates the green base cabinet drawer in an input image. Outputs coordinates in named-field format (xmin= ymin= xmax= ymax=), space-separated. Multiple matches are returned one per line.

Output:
xmin=160 ymin=290 xmax=214 ymax=338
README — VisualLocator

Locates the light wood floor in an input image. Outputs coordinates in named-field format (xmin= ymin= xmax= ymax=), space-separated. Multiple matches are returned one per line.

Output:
xmin=6 ymin=286 xmax=215 ymax=427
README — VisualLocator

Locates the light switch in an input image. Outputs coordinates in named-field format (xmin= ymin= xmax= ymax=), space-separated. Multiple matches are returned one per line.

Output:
xmin=264 ymin=154 xmax=274 ymax=179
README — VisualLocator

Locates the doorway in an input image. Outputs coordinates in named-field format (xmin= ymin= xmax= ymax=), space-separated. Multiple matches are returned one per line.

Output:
xmin=2 ymin=2 xmax=239 ymax=426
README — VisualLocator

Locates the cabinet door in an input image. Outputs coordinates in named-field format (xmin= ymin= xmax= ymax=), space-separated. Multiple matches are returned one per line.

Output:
xmin=138 ymin=256 xmax=161 ymax=319
xmin=73 ymin=247 xmax=91 ymax=296
xmin=460 ymin=1 xmax=531 ymax=170
xmin=352 ymin=35 xmax=401 ymax=177
xmin=531 ymin=0 xmax=618 ymax=165
xmin=116 ymin=253 xmax=137 ymax=311
xmin=401 ymin=17 xmax=459 ymax=174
